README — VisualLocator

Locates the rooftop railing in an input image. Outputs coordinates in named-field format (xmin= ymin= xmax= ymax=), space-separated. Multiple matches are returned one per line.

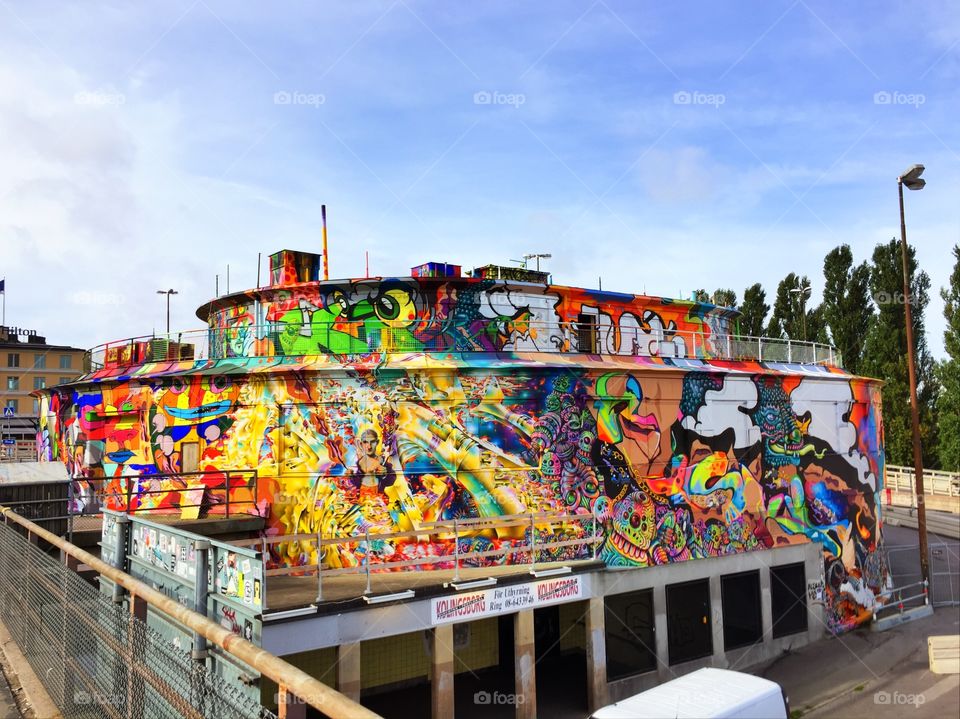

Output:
xmin=82 ymin=321 xmax=842 ymax=372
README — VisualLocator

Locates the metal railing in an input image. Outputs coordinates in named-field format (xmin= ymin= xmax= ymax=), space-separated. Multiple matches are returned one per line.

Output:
xmin=872 ymin=579 xmax=930 ymax=622
xmin=83 ymin=321 xmax=842 ymax=372
xmin=0 ymin=504 xmax=381 ymax=719
xmin=885 ymin=465 xmax=960 ymax=497
xmin=229 ymin=509 xmax=602 ymax=605
xmin=69 ymin=469 xmax=260 ymax=518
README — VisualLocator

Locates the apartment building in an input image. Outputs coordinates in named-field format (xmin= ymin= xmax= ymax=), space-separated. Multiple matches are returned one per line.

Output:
xmin=1 ymin=325 xmax=85 ymax=460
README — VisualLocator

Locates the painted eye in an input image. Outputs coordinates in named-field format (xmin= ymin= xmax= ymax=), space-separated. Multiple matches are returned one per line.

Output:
xmin=630 ymin=513 xmax=641 ymax=529
xmin=170 ymin=378 xmax=186 ymax=394
xmin=622 ymin=511 xmax=630 ymax=520
xmin=209 ymin=376 xmax=228 ymax=393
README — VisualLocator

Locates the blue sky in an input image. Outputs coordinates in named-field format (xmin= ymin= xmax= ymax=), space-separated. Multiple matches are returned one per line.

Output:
xmin=0 ymin=1 xmax=957 ymax=358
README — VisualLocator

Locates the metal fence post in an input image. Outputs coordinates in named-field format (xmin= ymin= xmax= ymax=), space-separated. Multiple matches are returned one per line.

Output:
xmin=128 ymin=592 xmax=148 ymax=719
xmin=452 ymin=518 xmax=460 ymax=583
xmin=113 ymin=515 xmax=130 ymax=604
xmin=529 ymin=514 xmax=536 ymax=571
xmin=592 ymin=504 xmax=599 ymax=562
xmin=193 ymin=540 xmax=210 ymax=661
xmin=364 ymin=528 xmax=372 ymax=595
xmin=315 ymin=529 xmax=324 ymax=604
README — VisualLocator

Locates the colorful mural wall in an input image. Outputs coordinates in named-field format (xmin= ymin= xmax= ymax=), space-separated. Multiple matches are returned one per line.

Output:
xmin=198 ymin=277 xmax=738 ymax=360
xmin=38 ymin=359 xmax=885 ymax=634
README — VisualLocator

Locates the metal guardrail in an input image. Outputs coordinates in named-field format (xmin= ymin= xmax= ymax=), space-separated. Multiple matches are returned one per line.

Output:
xmin=885 ymin=465 xmax=960 ymax=497
xmin=0 ymin=505 xmax=381 ymax=719
xmin=83 ymin=321 xmax=842 ymax=371
xmin=69 ymin=470 xmax=260 ymax=516
xmin=229 ymin=509 xmax=602 ymax=605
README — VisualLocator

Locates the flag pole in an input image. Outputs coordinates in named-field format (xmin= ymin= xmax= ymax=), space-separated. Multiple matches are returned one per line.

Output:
xmin=322 ymin=205 xmax=329 ymax=281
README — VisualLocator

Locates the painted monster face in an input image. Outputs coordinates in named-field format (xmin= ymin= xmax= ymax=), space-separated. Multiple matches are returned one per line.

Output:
xmin=609 ymin=490 xmax=656 ymax=559
xmin=152 ymin=376 xmax=239 ymax=456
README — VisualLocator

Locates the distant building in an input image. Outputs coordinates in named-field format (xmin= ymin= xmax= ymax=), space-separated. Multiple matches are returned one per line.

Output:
xmin=0 ymin=325 xmax=85 ymax=460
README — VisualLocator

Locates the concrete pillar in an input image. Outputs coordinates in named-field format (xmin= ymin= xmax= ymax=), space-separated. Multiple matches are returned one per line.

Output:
xmin=584 ymin=598 xmax=609 ymax=712
xmin=805 ymin=549 xmax=826 ymax=643
xmin=514 ymin=610 xmax=536 ymax=719
xmin=430 ymin=625 xmax=455 ymax=719
xmin=760 ymin=566 xmax=773 ymax=642
xmin=653 ymin=584 xmax=670 ymax=680
xmin=337 ymin=642 xmax=361 ymax=703
xmin=709 ymin=574 xmax=727 ymax=667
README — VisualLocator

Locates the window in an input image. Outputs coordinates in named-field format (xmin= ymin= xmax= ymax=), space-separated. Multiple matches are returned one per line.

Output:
xmin=59 ymin=376 xmax=73 ymax=385
xmin=771 ymin=563 xmax=808 ymax=638
xmin=5 ymin=376 xmax=18 ymax=390
xmin=666 ymin=578 xmax=713 ymax=665
xmin=6 ymin=353 xmax=18 ymax=368
xmin=33 ymin=377 xmax=47 ymax=390
xmin=605 ymin=589 xmax=656 ymax=680
xmin=34 ymin=355 xmax=46 ymax=369
xmin=721 ymin=571 xmax=763 ymax=650
xmin=4 ymin=399 xmax=18 ymax=413
xmin=32 ymin=399 xmax=39 ymax=415
xmin=59 ymin=354 xmax=72 ymax=369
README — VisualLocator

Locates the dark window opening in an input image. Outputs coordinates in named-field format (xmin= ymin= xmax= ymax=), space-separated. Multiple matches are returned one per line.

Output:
xmin=577 ymin=314 xmax=597 ymax=353
xmin=721 ymin=571 xmax=763 ymax=650
xmin=605 ymin=589 xmax=656 ymax=680
xmin=667 ymin=579 xmax=712 ymax=665
xmin=771 ymin=563 xmax=808 ymax=638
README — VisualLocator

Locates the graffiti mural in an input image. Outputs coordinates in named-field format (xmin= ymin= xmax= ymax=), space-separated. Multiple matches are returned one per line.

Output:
xmin=37 ymin=265 xmax=885 ymax=632
xmin=40 ymin=360 xmax=885 ymax=631
xmin=196 ymin=276 xmax=736 ymax=360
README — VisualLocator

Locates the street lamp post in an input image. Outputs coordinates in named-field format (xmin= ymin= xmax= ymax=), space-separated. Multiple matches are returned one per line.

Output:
xmin=156 ymin=289 xmax=179 ymax=335
xmin=897 ymin=163 xmax=930 ymax=596
xmin=789 ymin=280 xmax=811 ymax=341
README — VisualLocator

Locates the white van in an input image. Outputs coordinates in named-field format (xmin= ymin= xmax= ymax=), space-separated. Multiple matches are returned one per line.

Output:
xmin=592 ymin=668 xmax=789 ymax=719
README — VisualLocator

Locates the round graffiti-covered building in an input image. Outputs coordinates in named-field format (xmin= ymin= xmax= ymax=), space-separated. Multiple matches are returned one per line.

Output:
xmin=37 ymin=250 xmax=886 ymax=635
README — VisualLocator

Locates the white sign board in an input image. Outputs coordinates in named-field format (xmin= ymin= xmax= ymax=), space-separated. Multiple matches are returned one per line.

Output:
xmin=431 ymin=575 xmax=583 ymax=625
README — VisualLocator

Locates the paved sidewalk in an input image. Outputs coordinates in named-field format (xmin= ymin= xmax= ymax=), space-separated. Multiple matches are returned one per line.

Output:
xmin=755 ymin=606 xmax=960 ymax=718
xmin=0 ymin=658 xmax=20 ymax=719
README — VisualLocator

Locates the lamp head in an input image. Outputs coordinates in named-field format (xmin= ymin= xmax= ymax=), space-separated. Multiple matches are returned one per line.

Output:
xmin=900 ymin=164 xmax=926 ymax=190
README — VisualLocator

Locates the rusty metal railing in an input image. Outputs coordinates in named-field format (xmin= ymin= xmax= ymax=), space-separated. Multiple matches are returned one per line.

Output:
xmin=0 ymin=504 xmax=381 ymax=719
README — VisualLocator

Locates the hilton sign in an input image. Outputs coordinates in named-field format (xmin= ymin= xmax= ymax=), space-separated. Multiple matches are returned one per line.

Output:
xmin=0 ymin=326 xmax=37 ymax=337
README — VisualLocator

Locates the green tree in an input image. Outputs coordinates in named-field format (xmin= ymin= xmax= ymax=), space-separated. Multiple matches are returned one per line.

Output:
xmin=739 ymin=283 xmax=769 ymax=337
xmin=861 ymin=239 xmax=939 ymax=467
xmin=767 ymin=273 xmax=814 ymax=340
xmin=821 ymin=244 xmax=874 ymax=374
xmin=937 ymin=245 xmax=960 ymax=470
xmin=711 ymin=288 xmax=737 ymax=309
xmin=692 ymin=289 xmax=710 ymax=303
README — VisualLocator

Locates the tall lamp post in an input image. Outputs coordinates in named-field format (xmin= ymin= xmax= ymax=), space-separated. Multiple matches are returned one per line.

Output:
xmin=790 ymin=279 xmax=812 ymax=341
xmin=156 ymin=289 xmax=178 ymax=335
xmin=897 ymin=163 xmax=930 ymax=594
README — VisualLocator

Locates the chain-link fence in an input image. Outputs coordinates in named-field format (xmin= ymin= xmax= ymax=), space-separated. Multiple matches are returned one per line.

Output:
xmin=0 ymin=521 xmax=278 ymax=719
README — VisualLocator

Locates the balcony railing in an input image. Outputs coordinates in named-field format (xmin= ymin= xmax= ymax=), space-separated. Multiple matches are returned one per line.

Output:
xmin=82 ymin=321 xmax=842 ymax=372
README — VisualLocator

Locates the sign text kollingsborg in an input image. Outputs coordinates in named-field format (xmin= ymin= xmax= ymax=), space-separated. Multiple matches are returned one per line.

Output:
xmin=430 ymin=575 xmax=583 ymax=625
